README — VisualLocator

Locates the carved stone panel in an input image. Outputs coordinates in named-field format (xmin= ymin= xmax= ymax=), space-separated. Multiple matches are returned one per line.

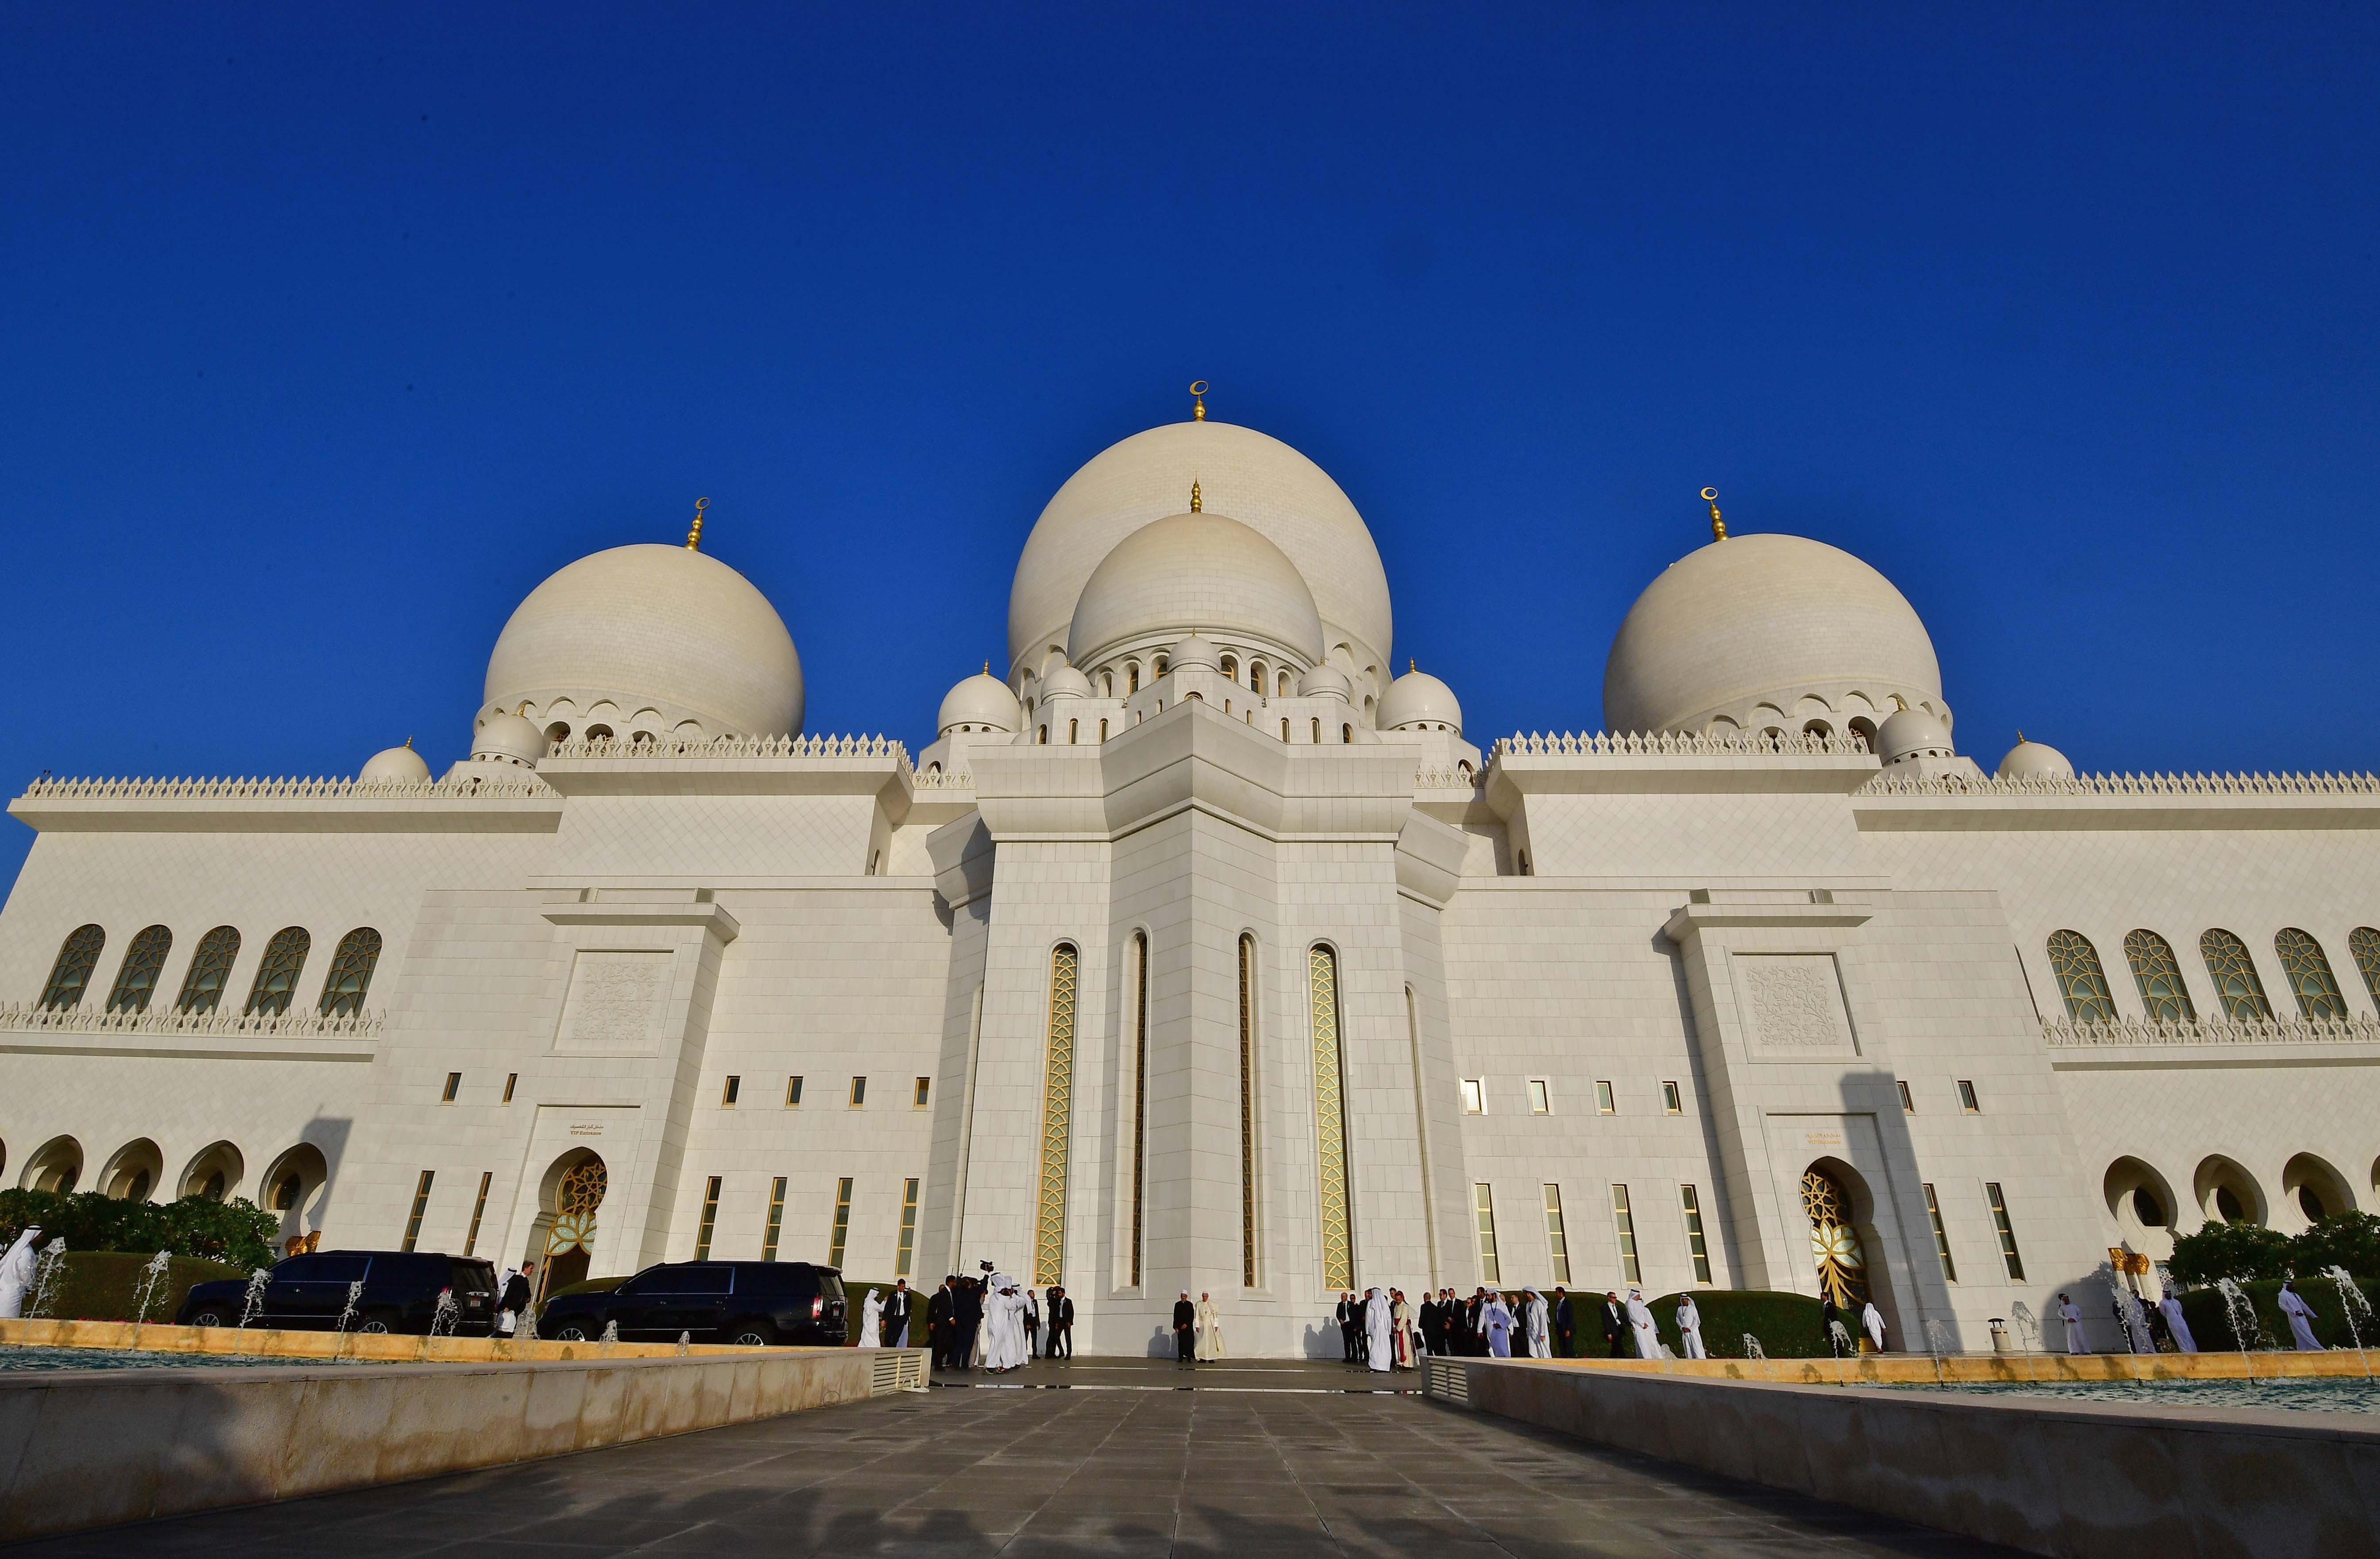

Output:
xmin=1735 ymin=953 xmax=1856 ymax=1057
xmin=555 ymin=950 xmax=674 ymax=1055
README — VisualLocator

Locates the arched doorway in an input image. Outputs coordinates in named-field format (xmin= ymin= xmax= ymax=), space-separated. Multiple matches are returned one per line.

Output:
xmin=1801 ymin=1164 xmax=1870 ymax=1309
xmin=259 ymin=1143 xmax=330 ymax=1251
xmin=20 ymin=1136 xmax=81 ymax=1193
xmin=536 ymin=1151 xmax=607 ymax=1301
xmin=2103 ymin=1156 xmax=2180 ymax=1261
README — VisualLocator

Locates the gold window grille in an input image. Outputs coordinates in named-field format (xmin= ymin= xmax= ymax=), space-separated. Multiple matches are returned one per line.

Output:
xmin=1034 ymin=943 xmax=1079 ymax=1286
xmin=1238 ymin=933 xmax=1258 ymax=1288
xmin=2199 ymin=929 xmax=2273 ymax=1021
xmin=177 ymin=926 xmax=241 ymax=1013
xmin=2122 ymin=930 xmax=2195 ymax=1023
xmin=2351 ymin=927 xmax=2380 ymax=1012
xmin=1309 ymin=945 xmax=1353 ymax=1291
xmin=245 ymin=927 xmax=312 ymax=1016
xmin=318 ymin=928 xmax=383 ymax=1016
xmin=464 ymin=1171 xmax=492 ymax=1256
xmin=2274 ymin=928 xmax=2348 ymax=1020
xmin=402 ymin=1170 xmax=435 ymax=1252
xmin=1541 ymin=1183 xmax=1570 ymax=1285
xmin=39 ymin=924 xmax=105 ymax=1010
xmin=1610 ymin=1183 xmax=1640 ymax=1284
xmin=1474 ymin=1183 xmax=1501 ymax=1283
xmin=695 ymin=1175 xmax=722 ymax=1259
xmin=1922 ymin=1182 xmax=1957 ymax=1282
xmin=106 ymin=925 xmax=173 ymax=1014
xmin=1680 ymin=1184 xmax=1712 ymax=1284
xmin=547 ymin=1158 xmax=607 ymax=1257
xmin=1129 ymin=932 xmax=1148 ymax=1288
xmin=896 ymin=1178 xmax=920 ymax=1278
xmin=2046 ymin=930 xmax=2115 ymax=1023
xmin=828 ymin=1176 xmax=853 ymax=1269
xmin=1800 ymin=1167 xmax=1868 ymax=1306
xmin=761 ymin=1177 xmax=787 ymax=1261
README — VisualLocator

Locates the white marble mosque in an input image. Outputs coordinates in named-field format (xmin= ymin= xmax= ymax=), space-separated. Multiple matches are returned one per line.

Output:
xmin=4 ymin=398 xmax=2378 ymax=1357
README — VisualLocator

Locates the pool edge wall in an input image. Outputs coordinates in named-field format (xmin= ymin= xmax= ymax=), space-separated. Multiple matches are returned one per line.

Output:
xmin=1433 ymin=1357 xmax=2380 ymax=1559
xmin=0 ymin=1347 xmax=927 ymax=1543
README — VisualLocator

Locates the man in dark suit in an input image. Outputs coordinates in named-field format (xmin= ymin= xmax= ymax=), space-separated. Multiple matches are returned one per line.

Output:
xmin=1419 ymin=1291 xmax=1445 ymax=1357
xmin=1173 ymin=1291 xmax=1197 ymax=1367
xmin=882 ymin=1280 xmax=911 ymax=1350
xmin=1336 ymin=1292 xmax=1361 ymax=1363
xmin=1044 ymin=1286 xmax=1074 ymax=1360
xmin=1601 ymin=1291 xmax=1630 ymax=1357
xmin=927 ymin=1278 xmax=955 ymax=1369
xmin=952 ymin=1277 xmax=983 ymax=1371
xmin=1551 ymin=1287 xmax=1574 ymax=1358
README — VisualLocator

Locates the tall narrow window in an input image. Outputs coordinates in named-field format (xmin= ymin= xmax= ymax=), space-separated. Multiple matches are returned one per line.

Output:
xmin=2200 ymin=929 xmax=2273 ymax=1021
xmin=464 ymin=1171 xmax=492 ymax=1255
xmin=695 ymin=1176 xmax=722 ymax=1259
xmin=1610 ymin=1184 xmax=1641 ymax=1283
xmin=896 ymin=1178 xmax=920 ymax=1277
xmin=1662 ymin=1082 xmax=1682 ymax=1115
xmin=106 ymin=925 xmax=173 ymax=1013
xmin=913 ymin=1076 xmax=931 ymax=1107
xmin=176 ymin=926 xmax=241 ymax=1014
xmin=849 ymin=1076 xmax=867 ymax=1106
xmin=1957 ymin=1080 xmax=1980 ymax=1113
xmin=1985 ymin=1182 xmax=2024 ymax=1280
xmin=1474 ymin=1183 xmax=1501 ymax=1283
xmin=245 ymin=927 xmax=311 ymax=1016
xmin=2123 ymin=930 xmax=2196 ymax=1023
xmin=722 ymin=1076 xmax=741 ymax=1106
xmin=2046 ymin=930 xmax=2115 ymax=1022
xmin=1130 ymin=931 xmax=1148 ymax=1288
xmin=1462 ymin=1079 xmax=1484 ymax=1114
xmin=39 ymin=924 xmax=105 ymax=1009
xmin=318 ymin=928 xmax=383 ymax=1016
xmin=828 ymin=1176 xmax=854 ymax=1269
xmin=1310 ymin=945 xmax=1353 ymax=1291
xmin=1238 ymin=933 xmax=1259 ymax=1288
xmin=442 ymin=1072 xmax=462 ymax=1102
xmin=1311 ymin=718 xmax=1322 ymax=743
xmin=1280 ymin=718 xmax=1291 ymax=741
xmin=2351 ymin=927 xmax=2380 ymax=1012
xmin=1922 ymin=1183 xmax=1957 ymax=1281
xmin=2275 ymin=928 xmax=2349 ymax=1020
xmin=1541 ymin=1183 xmax=1571 ymax=1284
xmin=1681 ymin=1185 xmax=1713 ymax=1283
xmin=761 ymin=1177 xmax=787 ymax=1261
xmin=1528 ymin=1079 xmax=1551 ymax=1114
xmin=402 ymin=1170 xmax=434 ymax=1251
xmin=1898 ymin=1080 xmax=1916 ymax=1114
xmin=1595 ymin=1081 xmax=1616 ymax=1115
xmin=786 ymin=1076 xmax=804 ymax=1107
xmin=1035 ymin=943 xmax=1079 ymax=1286
xmin=503 ymin=1073 xmax=518 ymax=1104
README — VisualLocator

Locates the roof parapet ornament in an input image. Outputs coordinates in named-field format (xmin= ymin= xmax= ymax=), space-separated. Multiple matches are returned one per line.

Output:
xmin=685 ymin=496 xmax=709 ymax=551
xmin=1190 ymin=478 xmax=1202 ymax=513
xmin=1702 ymin=487 xmax=1726 ymax=542
xmin=1189 ymin=380 xmax=1207 ymax=422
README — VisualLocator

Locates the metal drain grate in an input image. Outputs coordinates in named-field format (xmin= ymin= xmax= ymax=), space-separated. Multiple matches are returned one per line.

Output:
xmin=1425 ymin=1358 xmax=1469 ymax=1404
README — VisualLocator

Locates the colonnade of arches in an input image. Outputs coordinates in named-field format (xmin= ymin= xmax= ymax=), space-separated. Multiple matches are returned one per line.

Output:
xmin=4 ymin=1132 xmax=331 ymax=1247
xmin=2101 ymin=1148 xmax=2369 ymax=1259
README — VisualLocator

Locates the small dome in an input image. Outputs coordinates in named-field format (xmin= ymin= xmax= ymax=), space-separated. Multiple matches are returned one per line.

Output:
xmin=938 ymin=670 xmax=1021 ymax=735
xmin=472 ymin=710 xmax=549 ymax=768
xmin=1997 ymin=735 xmax=2074 ymax=779
xmin=1068 ymin=512 xmax=1325 ymax=670
xmin=1877 ymin=705 xmax=1954 ymax=766
xmin=1604 ymin=532 xmax=1945 ymax=735
xmin=1297 ymin=664 xmax=1352 ymax=701
xmin=360 ymin=742 xmax=432 ymax=783
xmin=1378 ymin=666 xmax=1463 ymax=733
xmin=1040 ymin=664 xmax=1093 ymax=700
xmin=1167 ymin=632 xmax=1222 ymax=672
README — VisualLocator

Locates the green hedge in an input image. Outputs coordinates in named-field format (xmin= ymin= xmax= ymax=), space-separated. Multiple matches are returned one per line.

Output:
xmin=2175 ymin=1277 xmax=2378 ymax=1352
xmin=27 ymin=1251 xmax=249 ymax=1323
xmin=1539 ymin=1289 xmax=1829 ymax=1359
xmin=0 ymin=1188 xmax=278 ymax=1269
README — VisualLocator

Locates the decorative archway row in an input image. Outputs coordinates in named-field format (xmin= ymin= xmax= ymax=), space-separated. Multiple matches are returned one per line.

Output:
xmin=2103 ymin=1150 xmax=2366 ymax=1251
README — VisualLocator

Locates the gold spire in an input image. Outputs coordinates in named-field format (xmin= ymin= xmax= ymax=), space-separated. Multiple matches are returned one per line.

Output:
xmin=1190 ymin=479 xmax=1202 ymax=513
xmin=685 ymin=496 xmax=709 ymax=550
xmin=403 ymin=736 xmax=414 ymax=750
xmin=1189 ymin=380 xmax=1207 ymax=421
xmin=2016 ymin=729 xmax=2026 ymax=744
xmin=983 ymin=662 xmax=990 ymax=675
xmin=1409 ymin=658 xmax=1416 ymax=674
xmin=1701 ymin=487 xmax=1726 ymax=542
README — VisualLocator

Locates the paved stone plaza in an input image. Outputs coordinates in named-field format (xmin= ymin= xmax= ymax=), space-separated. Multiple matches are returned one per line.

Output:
xmin=11 ymin=1363 xmax=2019 ymax=1557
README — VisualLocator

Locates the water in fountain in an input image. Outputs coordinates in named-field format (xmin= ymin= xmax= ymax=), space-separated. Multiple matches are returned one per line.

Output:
xmin=2214 ymin=1277 xmax=2263 ymax=1371
xmin=2099 ymin=1262 xmax=2144 ymax=1355
xmin=676 ymin=1331 xmax=691 ymax=1356
xmin=130 ymin=1251 xmax=172 ymax=1330
xmin=2008 ymin=1300 xmax=2041 ymax=1381
xmin=238 ymin=1268 xmax=271 ymax=1329
xmin=332 ymin=1278 xmax=365 ymax=1356
xmin=1740 ymin=1334 xmax=1766 ymax=1361
xmin=428 ymin=1290 xmax=459 ymax=1339
xmin=517 ymin=1302 xmax=539 ymax=1352
xmin=27 ymin=1240 xmax=68 ymax=1318
xmin=2326 ymin=1267 xmax=2374 ymax=1378
xmin=600 ymin=1319 xmax=619 ymax=1356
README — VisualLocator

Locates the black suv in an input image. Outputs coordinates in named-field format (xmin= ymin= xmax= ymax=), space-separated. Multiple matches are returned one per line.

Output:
xmin=537 ymin=1260 xmax=847 ymax=1346
xmin=179 ymin=1251 xmax=498 ymax=1336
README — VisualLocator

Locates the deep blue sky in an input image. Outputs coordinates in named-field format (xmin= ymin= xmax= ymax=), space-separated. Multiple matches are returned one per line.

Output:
xmin=4 ymin=6 xmax=2375 ymax=884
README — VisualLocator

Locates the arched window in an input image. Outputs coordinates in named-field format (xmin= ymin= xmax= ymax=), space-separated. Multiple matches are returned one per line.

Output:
xmin=319 ymin=928 xmax=384 ymax=1016
xmin=2122 ymin=930 xmax=2195 ymax=1024
xmin=1100 ymin=672 xmax=1114 ymax=698
xmin=1127 ymin=663 xmax=1140 ymax=694
xmin=1308 ymin=943 xmax=1352 ymax=1292
xmin=1280 ymin=719 xmax=1291 ymax=741
xmin=1038 ymin=726 xmax=1048 ymax=745
xmin=39 ymin=924 xmax=105 ymax=1009
xmin=2199 ymin=929 xmax=2273 ymax=1022
xmin=2351 ymin=927 xmax=2380 ymax=1011
xmin=1153 ymin=655 xmax=1168 ymax=676
xmin=1846 ymin=716 xmax=1878 ymax=751
xmin=1221 ymin=654 xmax=1237 ymax=680
xmin=1250 ymin=662 xmax=1265 ymax=693
xmin=1277 ymin=670 xmax=1291 ymax=697
xmin=1341 ymin=723 xmax=1353 ymax=743
xmin=2046 ymin=930 xmax=2116 ymax=1023
xmin=1237 ymin=932 xmax=1259 ymax=1288
xmin=177 ymin=926 xmax=241 ymax=1014
xmin=2274 ymin=928 xmax=2348 ymax=1020
xmin=1068 ymin=718 xmax=1079 ymax=744
xmin=106 ymin=925 xmax=173 ymax=1014
xmin=1311 ymin=718 xmax=1321 ymax=743
xmin=245 ymin=927 xmax=312 ymax=1016
xmin=1098 ymin=719 xmax=1109 ymax=742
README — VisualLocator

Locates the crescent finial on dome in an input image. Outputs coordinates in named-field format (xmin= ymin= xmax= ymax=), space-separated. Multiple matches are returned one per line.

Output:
xmin=1702 ymin=487 xmax=1726 ymax=542
xmin=1189 ymin=380 xmax=1207 ymax=421
xmin=685 ymin=497 xmax=708 ymax=551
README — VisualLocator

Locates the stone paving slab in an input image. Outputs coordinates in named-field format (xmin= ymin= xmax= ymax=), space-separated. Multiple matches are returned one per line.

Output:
xmin=7 ymin=1375 xmax=2028 ymax=1556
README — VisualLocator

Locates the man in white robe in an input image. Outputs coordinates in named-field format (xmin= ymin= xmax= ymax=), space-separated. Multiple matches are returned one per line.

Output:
xmin=1482 ymin=1293 xmax=1513 ymax=1357
xmin=1861 ymin=1300 xmax=1888 ymax=1352
xmin=1195 ymin=1292 xmax=1225 ymax=1360
xmin=2158 ymin=1291 xmax=2198 ymax=1352
xmin=1522 ymin=1289 xmax=1549 ymax=1358
xmin=0 ymin=1227 xmax=42 ymax=1320
xmin=1624 ymin=1288 xmax=1660 ymax=1359
xmin=858 ymin=1288 xmax=885 ymax=1347
xmin=1363 ymin=1287 xmax=1393 ymax=1372
xmin=983 ymin=1277 xmax=1028 ymax=1370
xmin=1675 ymin=1294 xmax=1708 ymax=1359
xmin=2279 ymin=1281 xmax=2324 ymax=1351
xmin=2058 ymin=1293 xmax=2087 ymax=1353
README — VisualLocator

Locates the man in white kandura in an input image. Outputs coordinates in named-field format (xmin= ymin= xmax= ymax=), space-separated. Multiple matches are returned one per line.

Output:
xmin=1364 ymin=1286 xmax=1394 ymax=1373
xmin=2058 ymin=1293 xmax=2087 ymax=1354
xmin=1861 ymin=1299 xmax=1888 ymax=1353
xmin=858 ymin=1286 xmax=885 ymax=1348
xmin=1675 ymin=1293 xmax=1708 ymax=1359
xmin=1195 ymin=1291 xmax=1225 ymax=1361
xmin=1482 ymin=1290 xmax=1514 ymax=1357
xmin=1523 ymin=1288 xmax=1549 ymax=1358
xmin=983 ymin=1276 xmax=1028 ymax=1371
xmin=0 ymin=1226 xmax=42 ymax=1320
xmin=2278 ymin=1281 xmax=2324 ymax=1351
xmin=2158 ymin=1290 xmax=2198 ymax=1353
xmin=1624 ymin=1288 xmax=1661 ymax=1358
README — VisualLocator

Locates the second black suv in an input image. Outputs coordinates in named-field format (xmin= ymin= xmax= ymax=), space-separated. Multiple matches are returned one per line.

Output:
xmin=536 ymin=1260 xmax=847 ymax=1346
xmin=179 ymin=1251 xmax=498 ymax=1336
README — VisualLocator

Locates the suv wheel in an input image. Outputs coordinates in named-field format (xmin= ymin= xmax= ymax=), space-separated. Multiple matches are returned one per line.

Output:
xmin=358 ymin=1314 xmax=395 ymax=1335
xmin=728 ymin=1320 xmax=777 ymax=1347
xmin=187 ymin=1307 xmax=230 ymax=1328
xmin=554 ymin=1324 xmax=590 ymax=1342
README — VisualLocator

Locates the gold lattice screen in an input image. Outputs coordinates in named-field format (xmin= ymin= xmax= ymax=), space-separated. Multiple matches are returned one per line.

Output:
xmin=1310 ymin=945 xmax=1352 ymax=1291
xmin=1034 ymin=944 xmax=1079 ymax=1286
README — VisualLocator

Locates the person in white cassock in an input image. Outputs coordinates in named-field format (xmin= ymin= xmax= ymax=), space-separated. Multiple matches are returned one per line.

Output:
xmin=1482 ymin=1292 xmax=1514 ymax=1357
xmin=1861 ymin=1300 xmax=1888 ymax=1352
xmin=1523 ymin=1289 xmax=1549 ymax=1358
xmin=1195 ymin=1292 xmax=1225 ymax=1360
xmin=2158 ymin=1291 xmax=2197 ymax=1353
xmin=2058 ymin=1294 xmax=2086 ymax=1353
xmin=1624 ymin=1288 xmax=1660 ymax=1358
xmin=983 ymin=1277 xmax=1028 ymax=1370
xmin=1674 ymin=1294 xmax=1707 ymax=1359
xmin=859 ymin=1287 xmax=885 ymax=1347
xmin=1363 ymin=1287 xmax=1394 ymax=1372
xmin=0 ymin=1227 xmax=42 ymax=1320
xmin=2278 ymin=1281 xmax=2323 ymax=1351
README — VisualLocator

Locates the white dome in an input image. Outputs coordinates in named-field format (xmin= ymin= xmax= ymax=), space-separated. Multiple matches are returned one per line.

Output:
xmin=1167 ymin=631 xmax=1221 ymax=672
xmin=1040 ymin=664 xmax=1093 ymax=700
xmin=486 ymin=543 xmax=803 ymax=741
xmin=1297 ymin=663 xmax=1352 ymax=701
xmin=938 ymin=670 xmax=1020 ymax=735
xmin=471 ymin=710 xmax=548 ymax=768
xmin=1067 ymin=512 xmax=1325 ymax=669
xmin=1603 ymin=533 xmax=1946 ymax=736
xmin=1877 ymin=705 xmax=1954 ymax=766
xmin=1014 ymin=420 xmax=1390 ymax=679
xmin=360 ymin=742 xmax=432 ymax=783
xmin=1378 ymin=666 xmax=1463 ymax=733
xmin=1997 ymin=735 xmax=2074 ymax=779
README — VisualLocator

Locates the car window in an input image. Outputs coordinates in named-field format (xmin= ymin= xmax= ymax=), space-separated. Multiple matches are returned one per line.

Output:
xmin=449 ymin=1260 xmax=495 ymax=1293
xmin=817 ymin=1273 xmax=846 ymax=1304
xmin=272 ymin=1255 xmax=326 ymax=1282
xmin=314 ymin=1255 xmax=372 ymax=1282
xmin=738 ymin=1265 xmax=816 ymax=1297
xmin=642 ymin=1264 xmax=732 ymax=1295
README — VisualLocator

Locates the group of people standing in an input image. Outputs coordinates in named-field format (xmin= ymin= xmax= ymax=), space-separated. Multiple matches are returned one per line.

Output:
xmin=921 ymin=1270 xmax=1074 ymax=1371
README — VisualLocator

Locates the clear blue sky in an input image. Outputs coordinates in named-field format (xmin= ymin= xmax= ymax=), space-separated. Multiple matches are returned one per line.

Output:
xmin=4 ymin=6 xmax=2375 ymax=885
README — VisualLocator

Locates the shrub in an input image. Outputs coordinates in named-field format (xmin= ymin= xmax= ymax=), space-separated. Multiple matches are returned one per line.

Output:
xmin=1638 ymin=1289 xmax=1832 ymax=1358
xmin=2166 ymin=1220 xmax=2291 ymax=1284
xmin=32 ymin=1252 xmax=248 ymax=1323
xmin=2287 ymin=1213 xmax=2380 ymax=1289
xmin=2175 ymin=1276 xmax=2371 ymax=1351
xmin=0 ymin=1189 xmax=277 ymax=1269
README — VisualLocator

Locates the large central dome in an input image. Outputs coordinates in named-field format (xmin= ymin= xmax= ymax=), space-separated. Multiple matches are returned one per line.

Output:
xmin=1008 ymin=420 xmax=1392 ymax=681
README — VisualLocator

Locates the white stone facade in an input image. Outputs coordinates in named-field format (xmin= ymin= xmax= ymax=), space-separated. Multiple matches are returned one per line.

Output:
xmin=4 ymin=415 xmax=2376 ymax=1359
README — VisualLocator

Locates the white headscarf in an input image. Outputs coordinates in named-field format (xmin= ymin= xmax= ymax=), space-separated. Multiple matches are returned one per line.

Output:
xmin=0 ymin=1228 xmax=42 ymax=1281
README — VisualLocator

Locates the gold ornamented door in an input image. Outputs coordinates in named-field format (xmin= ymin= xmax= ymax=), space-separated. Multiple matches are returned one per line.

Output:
xmin=541 ymin=1157 xmax=608 ymax=1300
xmin=1800 ymin=1167 xmax=1869 ymax=1309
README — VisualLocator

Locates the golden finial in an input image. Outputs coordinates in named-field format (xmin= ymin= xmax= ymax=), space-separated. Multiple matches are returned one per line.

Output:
xmin=2016 ymin=729 xmax=2026 ymax=744
xmin=983 ymin=662 xmax=990 ymax=675
xmin=1189 ymin=380 xmax=1207 ymax=421
xmin=685 ymin=496 xmax=709 ymax=551
xmin=1701 ymin=487 xmax=1726 ymax=542
xmin=1409 ymin=658 xmax=1416 ymax=674
xmin=1892 ymin=694 xmax=1909 ymax=712
xmin=403 ymin=736 xmax=414 ymax=750
xmin=1190 ymin=478 xmax=1202 ymax=513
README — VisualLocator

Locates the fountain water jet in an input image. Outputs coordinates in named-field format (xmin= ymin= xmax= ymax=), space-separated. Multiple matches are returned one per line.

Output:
xmin=2326 ymin=1267 xmax=2374 ymax=1379
xmin=26 ymin=1240 xmax=68 ymax=1319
